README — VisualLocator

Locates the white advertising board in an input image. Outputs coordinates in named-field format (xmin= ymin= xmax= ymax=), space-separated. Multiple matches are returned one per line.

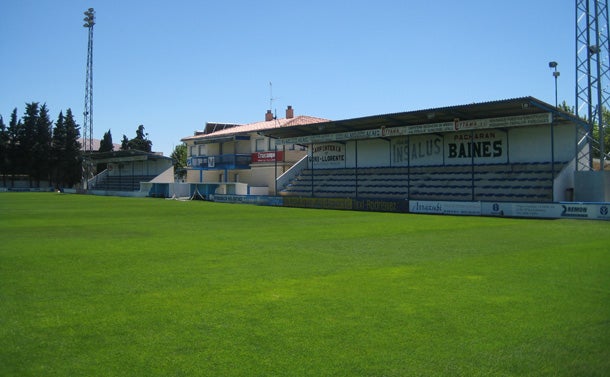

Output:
xmin=410 ymin=201 xmax=482 ymax=216
xmin=481 ymin=202 xmax=610 ymax=220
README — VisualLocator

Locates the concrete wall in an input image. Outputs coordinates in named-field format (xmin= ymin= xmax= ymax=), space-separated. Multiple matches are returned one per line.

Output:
xmin=574 ymin=171 xmax=610 ymax=202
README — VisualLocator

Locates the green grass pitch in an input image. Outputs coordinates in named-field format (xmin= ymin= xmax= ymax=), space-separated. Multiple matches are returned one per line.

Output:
xmin=1 ymin=193 xmax=609 ymax=376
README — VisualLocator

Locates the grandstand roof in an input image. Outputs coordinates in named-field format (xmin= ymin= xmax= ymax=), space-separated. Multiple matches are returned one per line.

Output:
xmin=88 ymin=149 xmax=172 ymax=164
xmin=260 ymin=96 xmax=584 ymax=140
xmin=181 ymin=115 xmax=330 ymax=144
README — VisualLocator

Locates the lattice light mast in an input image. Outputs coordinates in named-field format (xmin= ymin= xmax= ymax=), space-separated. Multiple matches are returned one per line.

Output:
xmin=575 ymin=0 xmax=610 ymax=170
xmin=82 ymin=8 xmax=95 ymax=187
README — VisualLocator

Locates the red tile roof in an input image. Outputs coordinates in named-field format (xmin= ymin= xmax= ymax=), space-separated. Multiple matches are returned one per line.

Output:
xmin=181 ymin=115 xmax=329 ymax=142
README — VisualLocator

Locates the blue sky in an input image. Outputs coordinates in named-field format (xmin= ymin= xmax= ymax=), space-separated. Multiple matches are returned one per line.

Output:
xmin=1 ymin=0 xmax=574 ymax=156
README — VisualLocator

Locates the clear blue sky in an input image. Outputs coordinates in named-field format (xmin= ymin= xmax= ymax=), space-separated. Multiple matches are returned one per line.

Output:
xmin=1 ymin=0 xmax=574 ymax=156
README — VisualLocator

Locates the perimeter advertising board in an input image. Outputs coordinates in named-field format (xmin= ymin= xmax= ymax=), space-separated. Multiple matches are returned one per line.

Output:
xmin=283 ymin=197 xmax=408 ymax=213
xmin=211 ymin=194 xmax=283 ymax=206
xmin=409 ymin=201 xmax=482 ymax=216
xmin=482 ymin=202 xmax=610 ymax=220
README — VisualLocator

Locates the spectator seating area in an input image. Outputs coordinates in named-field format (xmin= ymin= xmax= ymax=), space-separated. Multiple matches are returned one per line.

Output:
xmin=91 ymin=175 xmax=158 ymax=191
xmin=280 ymin=162 xmax=568 ymax=202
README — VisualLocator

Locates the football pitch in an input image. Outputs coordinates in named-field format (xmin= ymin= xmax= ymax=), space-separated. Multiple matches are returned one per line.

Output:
xmin=1 ymin=193 xmax=609 ymax=376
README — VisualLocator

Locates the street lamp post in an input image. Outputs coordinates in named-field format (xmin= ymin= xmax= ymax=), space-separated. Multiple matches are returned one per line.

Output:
xmin=549 ymin=61 xmax=560 ymax=107
xmin=548 ymin=61 xmax=560 ymax=185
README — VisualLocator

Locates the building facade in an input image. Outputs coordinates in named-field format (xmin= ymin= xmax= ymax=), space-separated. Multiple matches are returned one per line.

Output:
xmin=181 ymin=106 xmax=328 ymax=195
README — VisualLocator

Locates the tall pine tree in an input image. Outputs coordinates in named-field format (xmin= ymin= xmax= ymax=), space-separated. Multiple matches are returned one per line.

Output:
xmin=21 ymin=103 xmax=40 ymax=184
xmin=99 ymin=129 xmax=114 ymax=152
xmin=32 ymin=103 xmax=53 ymax=185
xmin=0 ymin=116 xmax=7 ymax=186
xmin=51 ymin=111 xmax=67 ymax=186
xmin=7 ymin=108 xmax=22 ymax=183
xmin=63 ymin=109 xmax=82 ymax=187
xmin=120 ymin=135 xmax=129 ymax=151
xmin=96 ymin=129 xmax=114 ymax=173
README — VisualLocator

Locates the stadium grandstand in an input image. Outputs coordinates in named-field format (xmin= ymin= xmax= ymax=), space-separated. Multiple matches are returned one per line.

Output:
xmin=175 ymin=97 xmax=609 ymax=220
xmin=266 ymin=97 xmax=584 ymax=202
xmin=86 ymin=150 xmax=174 ymax=196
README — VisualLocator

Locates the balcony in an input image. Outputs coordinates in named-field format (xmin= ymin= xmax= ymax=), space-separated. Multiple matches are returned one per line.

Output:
xmin=187 ymin=154 xmax=252 ymax=170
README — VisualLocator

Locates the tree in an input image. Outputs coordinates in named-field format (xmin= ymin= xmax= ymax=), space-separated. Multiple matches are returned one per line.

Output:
xmin=63 ymin=109 xmax=82 ymax=187
xmin=120 ymin=135 xmax=129 ymax=151
xmin=127 ymin=124 xmax=152 ymax=152
xmin=51 ymin=111 xmax=66 ymax=186
xmin=32 ymin=103 xmax=53 ymax=185
xmin=2 ymin=103 xmax=84 ymax=188
xmin=171 ymin=143 xmax=187 ymax=181
xmin=99 ymin=129 xmax=114 ymax=152
xmin=7 ymin=108 xmax=22 ymax=183
xmin=0 ymin=115 xmax=7 ymax=186
xmin=96 ymin=129 xmax=113 ymax=172
xmin=21 ymin=102 xmax=40 ymax=184
xmin=558 ymin=100 xmax=573 ymax=114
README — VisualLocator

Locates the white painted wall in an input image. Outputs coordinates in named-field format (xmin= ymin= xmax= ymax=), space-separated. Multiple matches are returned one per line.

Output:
xmin=509 ymin=123 xmax=574 ymax=163
xmin=355 ymin=139 xmax=389 ymax=167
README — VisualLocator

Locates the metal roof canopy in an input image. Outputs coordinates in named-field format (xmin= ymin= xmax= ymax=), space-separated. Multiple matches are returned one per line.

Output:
xmin=260 ymin=97 xmax=582 ymax=140
xmin=88 ymin=149 xmax=173 ymax=164
xmin=193 ymin=135 xmax=250 ymax=145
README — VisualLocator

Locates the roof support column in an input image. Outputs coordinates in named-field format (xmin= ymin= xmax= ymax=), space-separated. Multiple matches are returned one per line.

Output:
xmin=355 ymin=140 xmax=358 ymax=199
xmin=471 ymin=128 xmax=475 ymax=201
xmin=310 ymin=143 xmax=314 ymax=197
xmin=407 ymin=135 xmax=411 ymax=200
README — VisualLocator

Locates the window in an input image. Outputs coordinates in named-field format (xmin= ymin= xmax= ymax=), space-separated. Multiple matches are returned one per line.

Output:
xmin=255 ymin=138 xmax=267 ymax=152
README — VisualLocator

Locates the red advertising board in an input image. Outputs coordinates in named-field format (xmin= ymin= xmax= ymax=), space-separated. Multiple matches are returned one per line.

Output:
xmin=251 ymin=151 xmax=283 ymax=162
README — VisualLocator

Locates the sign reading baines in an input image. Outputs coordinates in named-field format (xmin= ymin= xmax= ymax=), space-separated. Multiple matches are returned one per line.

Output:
xmin=309 ymin=143 xmax=346 ymax=167
xmin=390 ymin=130 xmax=507 ymax=165
xmin=445 ymin=130 xmax=507 ymax=164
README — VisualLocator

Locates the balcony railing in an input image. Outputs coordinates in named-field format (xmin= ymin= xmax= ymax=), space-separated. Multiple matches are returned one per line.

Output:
xmin=187 ymin=154 xmax=252 ymax=170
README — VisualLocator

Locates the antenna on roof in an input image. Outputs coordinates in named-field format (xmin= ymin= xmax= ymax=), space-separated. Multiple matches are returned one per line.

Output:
xmin=269 ymin=81 xmax=275 ymax=112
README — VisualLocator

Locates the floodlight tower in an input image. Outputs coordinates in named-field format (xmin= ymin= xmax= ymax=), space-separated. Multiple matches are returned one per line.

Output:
xmin=82 ymin=8 xmax=95 ymax=188
xmin=575 ymin=0 xmax=610 ymax=170
xmin=83 ymin=8 xmax=95 ymax=153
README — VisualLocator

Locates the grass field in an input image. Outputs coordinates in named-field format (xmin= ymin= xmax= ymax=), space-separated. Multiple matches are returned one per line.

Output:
xmin=0 ymin=193 xmax=609 ymax=376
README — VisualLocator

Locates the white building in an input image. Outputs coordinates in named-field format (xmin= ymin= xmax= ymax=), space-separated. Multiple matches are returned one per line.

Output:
xmin=181 ymin=106 xmax=329 ymax=196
